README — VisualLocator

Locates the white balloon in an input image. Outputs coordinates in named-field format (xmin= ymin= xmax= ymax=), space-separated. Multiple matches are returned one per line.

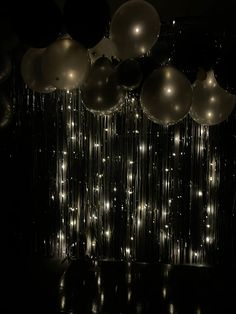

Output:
xmin=89 ymin=38 xmax=118 ymax=63
xmin=190 ymin=71 xmax=236 ymax=125
xmin=141 ymin=66 xmax=192 ymax=125
xmin=41 ymin=37 xmax=90 ymax=90
xmin=21 ymin=48 xmax=56 ymax=93
xmin=110 ymin=0 xmax=161 ymax=60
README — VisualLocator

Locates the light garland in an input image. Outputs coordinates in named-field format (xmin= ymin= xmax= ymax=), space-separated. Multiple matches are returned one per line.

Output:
xmin=49 ymin=90 xmax=224 ymax=265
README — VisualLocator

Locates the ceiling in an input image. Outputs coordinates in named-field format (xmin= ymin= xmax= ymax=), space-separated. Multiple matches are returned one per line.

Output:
xmin=0 ymin=0 xmax=235 ymax=53
xmin=52 ymin=0 xmax=234 ymax=20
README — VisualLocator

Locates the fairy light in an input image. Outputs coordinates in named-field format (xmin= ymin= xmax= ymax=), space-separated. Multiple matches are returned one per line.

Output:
xmin=101 ymin=292 xmax=104 ymax=304
xmin=169 ymin=304 xmax=174 ymax=314
xmin=60 ymin=295 xmax=66 ymax=310
xmin=105 ymin=230 xmax=110 ymax=237
xmin=162 ymin=287 xmax=167 ymax=299
xmin=139 ymin=143 xmax=146 ymax=152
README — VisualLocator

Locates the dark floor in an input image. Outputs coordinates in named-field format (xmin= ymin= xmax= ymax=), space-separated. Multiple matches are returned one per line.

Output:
xmin=3 ymin=258 xmax=236 ymax=314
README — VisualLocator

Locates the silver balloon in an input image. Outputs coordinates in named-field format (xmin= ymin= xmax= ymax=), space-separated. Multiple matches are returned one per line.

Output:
xmin=116 ymin=58 xmax=143 ymax=91
xmin=190 ymin=70 xmax=236 ymax=125
xmin=21 ymin=48 xmax=56 ymax=93
xmin=89 ymin=38 xmax=118 ymax=63
xmin=140 ymin=66 xmax=193 ymax=125
xmin=110 ymin=0 xmax=161 ymax=60
xmin=41 ymin=37 xmax=90 ymax=90
xmin=0 ymin=93 xmax=11 ymax=128
xmin=81 ymin=57 xmax=125 ymax=114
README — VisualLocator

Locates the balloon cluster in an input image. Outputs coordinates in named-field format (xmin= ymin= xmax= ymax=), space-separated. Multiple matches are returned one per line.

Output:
xmin=19 ymin=0 xmax=162 ymax=115
xmin=1 ymin=0 xmax=235 ymax=125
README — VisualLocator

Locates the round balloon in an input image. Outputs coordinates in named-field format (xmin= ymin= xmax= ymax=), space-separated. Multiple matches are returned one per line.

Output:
xmin=0 ymin=54 xmax=12 ymax=83
xmin=140 ymin=66 xmax=192 ymax=125
xmin=89 ymin=38 xmax=118 ymax=63
xmin=0 ymin=93 xmax=11 ymax=128
xmin=116 ymin=59 xmax=143 ymax=90
xmin=110 ymin=0 xmax=161 ymax=60
xmin=64 ymin=0 xmax=110 ymax=48
xmin=21 ymin=48 xmax=56 ymax=93
xmin=190 ymin=71 xmax=236 ymax=125
xmin=41 ymin=37 xmax=90 ymax=90
xmin=81 ymin=57 xmax=124 ymax=114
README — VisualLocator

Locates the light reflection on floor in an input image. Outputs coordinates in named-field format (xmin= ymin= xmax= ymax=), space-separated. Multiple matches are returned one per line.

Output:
xmin=58 ymin=260 xmax=235 ymax=314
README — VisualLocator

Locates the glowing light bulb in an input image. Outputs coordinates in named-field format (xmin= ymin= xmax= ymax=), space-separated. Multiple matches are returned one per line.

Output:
xmin=134 ymin=26 xmax=141 ymax=34
xmin=162 ymin=287 xmax=167 ymax=298
xmin=126 ymin=248 xmax=131 ymax=255
xmin=207 ymin=111 xmax=213 ymax=118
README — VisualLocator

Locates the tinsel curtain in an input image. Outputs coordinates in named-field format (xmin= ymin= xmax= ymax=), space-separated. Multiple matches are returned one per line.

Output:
xmin=3 ymin=66 xmax=235 ymax=266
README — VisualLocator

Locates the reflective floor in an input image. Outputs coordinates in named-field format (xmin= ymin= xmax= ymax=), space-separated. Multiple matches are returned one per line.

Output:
xmin=58 ymin=260 xmax=236 ymax=314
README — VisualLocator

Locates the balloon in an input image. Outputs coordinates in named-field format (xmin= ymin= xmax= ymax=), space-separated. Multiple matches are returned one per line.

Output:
xmin=0 ymin=54 xmax=12 ymax=83
xmin=64 ymin=0 xmax=110 ymax=48
xmin=89 ymin=38 xmax=118 ymax=63
xmin=190 ymin=71 xmax=236 ymax=126
xmin=21 ymin=48 xmax=56 ymax=93
xmin=140 ymin=66 xmax=192 ymax=125
xmin=214 ymin=37 xmax=236 ymax=94
xmin=12 ymin=0 xmax=62 ymax=48
xmin=110 ymin=0 xmax=161 ymax=60
xmin=81 ymin=57 xmax=124 ymax=114
xmin=0 ymin=93 xmax=11 ymax=128
xmin=116 ymin=59 xmax=143 ymax=91
xmin=41 ymin=37 xmax=90 ymax=90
